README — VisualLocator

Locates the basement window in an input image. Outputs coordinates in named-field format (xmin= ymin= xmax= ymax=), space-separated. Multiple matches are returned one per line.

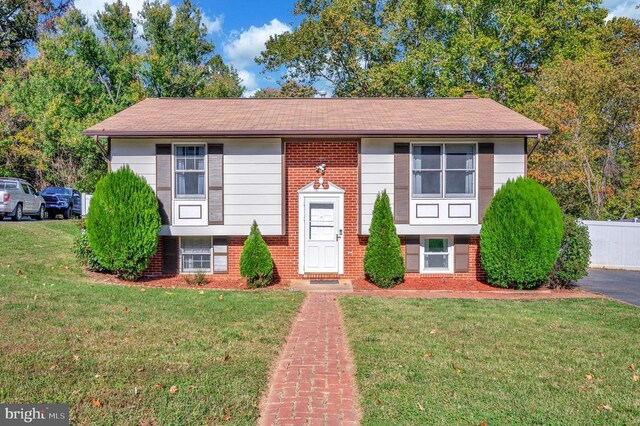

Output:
xmin=181 ymin=237 xmax=211 ymax=273
xmin=421 ymin=237 xmax=453 ymax=273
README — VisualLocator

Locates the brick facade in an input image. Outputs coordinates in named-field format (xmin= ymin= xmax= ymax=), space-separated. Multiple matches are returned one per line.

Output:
xmin=144 ymin=140 xmax=486 ymax=282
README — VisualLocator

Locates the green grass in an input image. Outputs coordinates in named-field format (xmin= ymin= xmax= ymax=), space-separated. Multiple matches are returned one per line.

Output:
xmin=340 ymin=297 xmax=640 ymax=425
xmin=0 ymin=221 xmax=304 ymax=425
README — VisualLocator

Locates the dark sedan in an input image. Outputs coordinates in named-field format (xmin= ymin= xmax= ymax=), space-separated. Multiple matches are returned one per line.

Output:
xmin=41 ymin=187 xmax=81 ymax=219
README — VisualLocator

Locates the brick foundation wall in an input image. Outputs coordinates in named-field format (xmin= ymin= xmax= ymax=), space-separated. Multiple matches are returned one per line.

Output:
xmin=144 ymin=140 xmax=486 ymax=282
xmin=144 ymin=237 xmax=164 ymax=277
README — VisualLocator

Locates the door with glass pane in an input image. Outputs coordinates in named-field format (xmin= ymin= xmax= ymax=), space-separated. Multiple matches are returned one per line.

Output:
xmin=304 ymin=199 xmax=340 ymax=273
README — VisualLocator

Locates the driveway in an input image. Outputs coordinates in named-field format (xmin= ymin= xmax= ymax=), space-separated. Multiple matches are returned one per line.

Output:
xmin=578 ymin=269 xmax=640 ymax=306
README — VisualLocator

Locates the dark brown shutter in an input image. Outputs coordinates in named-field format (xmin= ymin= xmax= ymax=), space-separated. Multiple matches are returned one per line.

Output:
xmin=478 ymin=143 xmax=494 ymax=223
xmin=207 ymin=144 xmax=223 ymax=224
xmin=156 ymin=144 xmax=172 ymax=225
xmin=394 ymin=143 xmax=410 ymax=224
xmin=161 ymin=236 xmax=178 ymax=275
xmin=454 ymin=235 xmax=470 ymax=273
xmin=405 ymin=236 xmax=420 ymax=273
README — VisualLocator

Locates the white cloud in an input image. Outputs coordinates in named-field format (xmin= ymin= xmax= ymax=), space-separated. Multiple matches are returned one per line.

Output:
xmin=223 ymin=19 xmax=290 ymax=96
xmin=223 ymin=19 xmax=290 ymax=69
xmin=75 ymin=0 xmax=223 ymax=34
xmin=237 ymin=69 xmax=258 ymax=93
xmin=604 ymin=0 xmax=640 ymax=20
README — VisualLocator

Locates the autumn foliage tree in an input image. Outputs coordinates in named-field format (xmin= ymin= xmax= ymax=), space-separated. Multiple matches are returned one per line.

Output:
xmin=527 ymin=18 xmax=640 ymax=220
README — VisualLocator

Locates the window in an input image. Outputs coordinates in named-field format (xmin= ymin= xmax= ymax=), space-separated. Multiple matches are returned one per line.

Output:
xmin=421 ymin=237 xmax=452 ymax=272
xmin=180 ymin=237 xmax=228 ymax=274
xmin=412 ymin=145 xmax=442 ymax=197
xmin=412 ymin=144 xmax=475 ymax=197
xmin=175 ymin=145 xmax=205 ymax=198
xmin=181 ymin=237 xmax=211 ymax=273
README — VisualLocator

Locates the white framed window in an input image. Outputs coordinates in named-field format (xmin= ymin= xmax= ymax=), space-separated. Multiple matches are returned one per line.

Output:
xmin=175 ymin=145 xmax=206 ymax=198
xmin=180 ymin=237 xmax=228 ymax=274
xmin=412 ymin=144 xmax=476 ymax=198
xmin=181 ymin=236 xmax=212 ymax=273
xmin=420 ymin=236 xmax=453 ymax=273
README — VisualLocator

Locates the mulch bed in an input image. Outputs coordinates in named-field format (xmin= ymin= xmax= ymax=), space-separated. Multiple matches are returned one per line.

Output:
xmin=84 ymin=270 xmax=290 ymax=291
xmin=84 ymin=270 xmax=587 ymax=297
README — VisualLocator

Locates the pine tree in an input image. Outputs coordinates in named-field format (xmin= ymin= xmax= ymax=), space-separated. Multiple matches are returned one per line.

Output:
xmin=364 ymin=190 xmax=405 ymax=288
xmin=239 ymin=221 xmax=274 ymax=288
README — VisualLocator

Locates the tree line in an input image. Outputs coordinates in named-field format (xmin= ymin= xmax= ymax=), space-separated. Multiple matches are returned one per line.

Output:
xmin=1 ymin=0 xmax=639 ymax=220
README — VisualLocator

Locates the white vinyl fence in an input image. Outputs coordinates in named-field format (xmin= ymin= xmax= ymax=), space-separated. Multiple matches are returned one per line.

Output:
xmin=582 ymin=220 xmax=640 ymax=271
xmin=81 ymin=193 xmax=92 ymax=217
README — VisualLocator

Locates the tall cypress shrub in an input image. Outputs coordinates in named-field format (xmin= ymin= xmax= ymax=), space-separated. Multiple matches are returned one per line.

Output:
xmin=480 ymin=177 xmax=563 ymax=289
xmin=86 ymin=167 xmax=161 ymax=281
xmin=364 ymin=190 xmax=405 ymax=288
xmin=240 ymin=221 xmax=274 ymax=288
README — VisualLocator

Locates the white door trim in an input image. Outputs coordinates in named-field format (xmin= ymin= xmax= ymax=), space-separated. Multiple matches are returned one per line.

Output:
xmin=298 ymin=181 xmax=345 ymax=275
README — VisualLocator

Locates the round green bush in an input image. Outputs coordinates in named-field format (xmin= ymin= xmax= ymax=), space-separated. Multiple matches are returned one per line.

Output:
xmin=547 ymin=214 xmax=591 ymax=288
xmin=240 ymin=221 xmax=274 ymax=288
xmin=364 ymin=190 xmax=405 ymax=288
xmin=85 ymin=166 xmax=161 ymax=281
xmin=480 ymin=177 xmax=563 ymax=289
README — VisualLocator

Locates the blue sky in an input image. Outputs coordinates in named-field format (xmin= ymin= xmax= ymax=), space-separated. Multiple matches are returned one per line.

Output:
xmin=74 ymin=0 xmax=640 ymax=96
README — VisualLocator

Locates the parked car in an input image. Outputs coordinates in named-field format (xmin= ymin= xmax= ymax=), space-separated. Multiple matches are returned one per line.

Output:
xmin=0 ymin=177 xmax=46 ymax=221
xmin=41 ymin=187 xmax=81 ymax=219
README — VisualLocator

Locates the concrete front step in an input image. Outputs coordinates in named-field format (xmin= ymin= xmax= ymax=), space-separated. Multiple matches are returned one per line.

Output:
xmin=288 ymin=279 xmax=353 ymax=292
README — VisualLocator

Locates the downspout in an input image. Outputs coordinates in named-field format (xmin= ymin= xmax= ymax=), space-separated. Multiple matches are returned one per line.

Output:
xmin=527 ymin=133 xmax=543 ymax=157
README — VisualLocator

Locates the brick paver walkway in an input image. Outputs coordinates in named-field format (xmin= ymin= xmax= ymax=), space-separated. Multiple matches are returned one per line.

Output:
xmin=259 ymin=293 xmax=360 ymax=426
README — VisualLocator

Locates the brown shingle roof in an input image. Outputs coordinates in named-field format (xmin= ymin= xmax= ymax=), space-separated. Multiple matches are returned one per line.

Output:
xmin=84 ymin=97 xmax=550 ymax=137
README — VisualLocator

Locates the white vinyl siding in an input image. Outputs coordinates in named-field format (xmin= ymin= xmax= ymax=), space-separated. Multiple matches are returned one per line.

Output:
xmin=110 ymin=139 xmax=156 ymax=190
xmin=494 ymin=139 xmax=526 ymax=193
xmin=360 ymin=139 xmax=394 ymax=234
xmin=224 ymin=139 xmax=282 ymax=235
xmin=111 ymin=138 xmax=283 ymax=236
xmin=359 ymin=137 xmax=525 ymax=234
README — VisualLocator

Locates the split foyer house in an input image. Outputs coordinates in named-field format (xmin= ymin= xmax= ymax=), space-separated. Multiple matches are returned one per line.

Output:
xmin=84 ymin=96 xmax=550 ymax=281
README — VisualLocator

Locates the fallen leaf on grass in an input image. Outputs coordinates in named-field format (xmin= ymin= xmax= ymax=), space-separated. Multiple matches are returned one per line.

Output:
xmin=169 ymin=385 xmax=178 ymax=394
xmin=218 ymin=294 xmax=224 ymax=300
xmin=628 ymin=364 xmax=636 ymax=371
xmin=154 ymin=383 xmax=165 ymax=389
xmin=94 ymin=374 xmax=101 ymax=379
xmin=479 ymin=421 xmax=488 ymax=426
xmin=72 ymin=354 xmax=80 ymax=362
xmin=221 ymin=353 xmax=230 ymax=362
xmin=91 ymin=399 xmax=103 ymax=408
xmin=124 ymin=307 xmax=130 ymax=313
xmin=585 ymin=374 xmax=594 ymax=381
xmin=451 ymin=362 xmax=461 ymax=374
xmin=598 ymin=403 xmax=612 ymax=412
xmin=417 ymin=402 xmax=425 ymax=412
xmin=223 ymin=415 xmax=232 ymax=421
xmin=429 ymin=329 xmax=437 ymax=334
xmin=423 ymin=352 xmax=431 ymax=360
xmin=632 ymin=374 xmax=639 ymax=382
xmin=137 ymin=367 xmax=145 ymax=372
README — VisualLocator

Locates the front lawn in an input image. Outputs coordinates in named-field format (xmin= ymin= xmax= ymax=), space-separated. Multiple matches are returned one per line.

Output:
xmin=0 ymin=221 xmax=304 ymax=424
xmin=340 ymin=297 xmax=640 ymax=425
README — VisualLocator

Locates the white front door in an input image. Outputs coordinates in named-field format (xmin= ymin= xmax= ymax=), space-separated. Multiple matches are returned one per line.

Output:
xmin=304 ymin=198 xmax=340 ymax=273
